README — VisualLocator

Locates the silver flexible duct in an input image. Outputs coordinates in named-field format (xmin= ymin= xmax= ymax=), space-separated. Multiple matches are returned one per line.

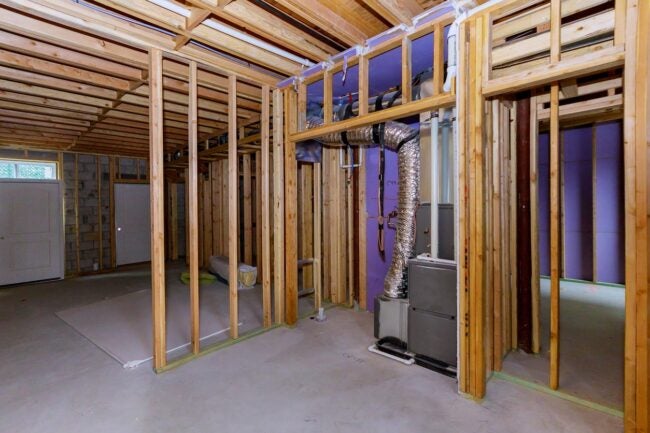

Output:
xmin=306 ymin=118 xmax=420 ymax=298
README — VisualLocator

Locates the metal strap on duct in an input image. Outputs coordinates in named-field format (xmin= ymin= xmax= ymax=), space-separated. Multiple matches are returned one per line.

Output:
xmin=306 ymin=117 xmax=420 ymax=298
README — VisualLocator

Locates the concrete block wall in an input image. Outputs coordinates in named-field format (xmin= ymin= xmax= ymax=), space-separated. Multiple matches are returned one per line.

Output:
xmin=63 ymin=153 xmax=112 ymax=275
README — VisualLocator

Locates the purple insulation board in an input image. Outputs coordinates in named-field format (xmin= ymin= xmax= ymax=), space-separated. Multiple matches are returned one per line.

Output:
xmin=563 ymin=126 xmax=594 ymax=281
xmin=594 ymin=121 xmax=624 ymax=284
xmin=538 ymin=132 xmax=550 ymax=276
xmin=537 ymin=122 xmax=624 ymax=284
xmin=364 ymin=146 xmax=400 ymax=312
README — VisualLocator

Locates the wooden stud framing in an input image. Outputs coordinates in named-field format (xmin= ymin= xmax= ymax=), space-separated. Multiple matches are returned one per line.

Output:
xmin=623 ymin=0 xmax=649 ymax=431
xmin=243 ymin=153 xmax=253 ymax=265
xmin=261 ymin=85 xmax=271 ymax=328
xmin=188 ymin=60 xmax=200 ymax=355
xmin=401 ymin=36 xmax=412 ymax=104
xmin=228 ymin=74 xmax=239 ymax=340
xmin=530 ymin=94 xmax=541 ymax=354
xmin=358 ymin=148 xmax=367 ymax=310
xmin=284 ymin=88 xmax=298 ymax=325
xmin=149 ymin=48 xmax=166 ymax=371
xmin=313 ymin=161 xmax=322 ymax=311
xmin=549 ymin=82 xmax=560 ymax=390
xmin=273 ymin=89 xmax=285 ymax=324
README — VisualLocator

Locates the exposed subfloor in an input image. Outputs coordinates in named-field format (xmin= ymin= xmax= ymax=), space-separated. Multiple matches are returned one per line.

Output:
xmin=502 ymin=278 xmax=625 ymax=410
xmin=0 ymin=270 xmax=622 ymax=433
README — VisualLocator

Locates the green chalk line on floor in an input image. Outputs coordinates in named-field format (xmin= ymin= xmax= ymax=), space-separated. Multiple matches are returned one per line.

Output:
xmin=157 ymin=302 xmax=340 ymax=373
xmin=492 ymin=371 xmax=624 ymax=418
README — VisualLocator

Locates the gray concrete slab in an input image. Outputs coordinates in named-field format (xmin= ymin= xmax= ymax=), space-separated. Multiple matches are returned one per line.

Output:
xmin=0 ymin=268 xmax=622 ymax=433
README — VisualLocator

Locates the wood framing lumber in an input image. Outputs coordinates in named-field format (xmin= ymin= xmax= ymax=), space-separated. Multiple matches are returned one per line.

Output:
xmin=261 ymin=85 xmax=271 ymax=328
xmin=549 ymin=82 xmax=560 ymax=390
xmin=188 ymin=61 xmax=200 ymax=355
xmin=149 ymin=48 xmax=166 ymax=371
xmin=228 ymin=74 xmax=239 ymax=340
xmin=273 ymin=89 xmax=285 ymax=324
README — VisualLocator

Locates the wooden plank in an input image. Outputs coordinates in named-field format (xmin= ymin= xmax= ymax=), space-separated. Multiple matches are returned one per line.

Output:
xmin=109 ymin=157 xmax=116 ymax=268
xmin=401 ymin=36 xmax=412 ymax=104
xmin=97 ymin=157 xmax=103 ymax=270
xmin=188 ymin=61 xmax=200 ymax=355
xmin=272 ymin=89 xmax=285 ymax=324
xmin=302 ymin=164 xmax=314 ymax=289
xmin=74 ymin=153 xmax=80 ymax=273
xmin=243 ymin=153 xmax=253 ymax=264
xmin=313 ymin=161 xmax=322 ymax=311
xmin=291 ymin=93 xmax=456 ymax=141
xmin=358 ymin=56 xmax=369 ymax=116
xmin=530 ymin=94 xmax=541 ymax=354
xmin=256 ymin=150 xmax=262 ymax=281
xmin=284 ymin=88 xmax=298 ymax=325
xmin=491 ymin=99 xmax=503 ymax=370
xmin=261 ymin=85 xmax=271 ymax=328
xmin=211 ymin=162 xmax=219 ymax=257
xmin=457 ymin=19 xmax=470 ymax=394
xmin=483 ymin=45 xmax=625 ymax=97
xmin=228 ymin=74 xmax=239 ymax=340
xmin=149 ymin=48 xmax=166 ymax=370
xmin=346 ymin=151 xmax=354 ymax=306
xmin=433 ymin=24 xmax=444 ymax=95
xmin=623 ymin=0 xmax=649 ymax=430
xmin=549 ymin=83 xmax=560 ymax=390
xmin=358 ymin=148 xmax=367 ymax=310
xmin=323 ymin=70 xmax=333 ymax=124
xmin=509 ymin=102 xmax=518 ymax=350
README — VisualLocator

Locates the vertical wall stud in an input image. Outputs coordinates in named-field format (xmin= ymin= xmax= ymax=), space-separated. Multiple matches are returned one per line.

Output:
xmin=149 ymin=48 xmax=166 ymax=370
xmin=261 ymin=85 xmax=271 ymax=327
xmin=284 ymin=88 xmax=299 ymax=325
xmin=549 ymin=83 xmax=561 ymax=390
xmin=188 ymin=61 xmax=200 ymax=355
xmin=228 ymin=74 xmax=239 ymax=339
xmin=273 ymin=89 xmax=285 ymax=324
xmin=530 ymin=94 xmax=541 ymax=354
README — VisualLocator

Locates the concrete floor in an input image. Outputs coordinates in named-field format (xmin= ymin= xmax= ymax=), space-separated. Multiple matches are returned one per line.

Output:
xmin=0 ymin=269 xmax=623 ymax=433
xmin=503 ymin=279 xmax=624 ymax=409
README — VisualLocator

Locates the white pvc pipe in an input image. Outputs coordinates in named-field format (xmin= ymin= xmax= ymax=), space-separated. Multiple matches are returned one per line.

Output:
xmin=147 ymin=0 xmax=314 ymax=67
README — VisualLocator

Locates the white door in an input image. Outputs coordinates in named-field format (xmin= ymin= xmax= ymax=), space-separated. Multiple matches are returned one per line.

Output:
xmin=115 ymin=183 xmax=151 ymax=266
xmin=0 ymin=180 xmax=63 ymax=285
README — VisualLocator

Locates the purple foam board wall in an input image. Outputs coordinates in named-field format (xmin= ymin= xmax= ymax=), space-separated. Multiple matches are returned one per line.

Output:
xmin=563 ymin=126 xmax=594 ymax=281
xmin=537 ymin=122 xmax=624 ymax=284
xmin=365 ymin=146 xmax=400 ymax=311
xmin=595 ymin=121 xmax=624 ymax=284
xmin=369 ymin=47 xmax=403 ymax=97
xmin=538 ymin=132 xmax=551 ymax=276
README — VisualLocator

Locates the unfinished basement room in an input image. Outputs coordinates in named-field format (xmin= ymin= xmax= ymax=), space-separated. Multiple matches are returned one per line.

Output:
xmin=0 ymin=0 xmax=647 ymax=432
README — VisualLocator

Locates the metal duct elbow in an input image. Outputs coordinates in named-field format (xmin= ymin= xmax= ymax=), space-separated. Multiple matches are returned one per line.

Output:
xmin=306 ymin=117 xmax=420 ymax=298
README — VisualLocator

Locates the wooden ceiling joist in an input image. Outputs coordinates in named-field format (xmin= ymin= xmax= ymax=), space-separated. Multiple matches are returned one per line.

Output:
xmin=359 ymin=0 xmax=424 ymax=25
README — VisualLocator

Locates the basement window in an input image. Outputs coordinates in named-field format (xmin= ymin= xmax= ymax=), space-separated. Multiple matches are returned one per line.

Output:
xmin=0 ymin=160 xmax=58 ymax=180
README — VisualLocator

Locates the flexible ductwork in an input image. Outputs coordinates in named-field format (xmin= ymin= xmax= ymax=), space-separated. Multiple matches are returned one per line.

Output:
xmin=306 ymin=118 xmax=420 ymax=298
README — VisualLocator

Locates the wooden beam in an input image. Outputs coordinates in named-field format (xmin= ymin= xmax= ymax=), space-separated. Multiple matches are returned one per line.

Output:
xmin=149 ymin=48 xmax=166 ymax=371
xmin=530 ymin=94 xmax=541 ymax=354
xmin=272 ymin=89 xmax=285 ymax=324
xmin=188 ymin=61 xmax=200 ymax=355
xmin=291 ymin=93 xmax=455 ymax=142
xmin=284 ymin=88 xmax=298 ymax=325
xmin=401 ymin=36 xmax=412 ymax=104
xmin=358 ymin=0 xmax=423 ymax=26
xmin=483 ymin=45 xmax=625 ymax=97
xmin=228 ymin=74 xmax=238 ymax=339
xmin=243 ymin=153 xmax=253 ymax=264
xmin=261 ymin=85 xmax=271 ymax=328
xmin=313 ymin=161 xmax=322 ymax=311
xmin=549 ymin=83 xmax=560 ymax=390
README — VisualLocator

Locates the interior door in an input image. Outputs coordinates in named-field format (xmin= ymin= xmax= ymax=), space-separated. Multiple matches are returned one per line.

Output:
xmin=0 ymin=180 xmax=63 ymax=285
xmin=115 ymin=183 xmax=151 ymax=266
